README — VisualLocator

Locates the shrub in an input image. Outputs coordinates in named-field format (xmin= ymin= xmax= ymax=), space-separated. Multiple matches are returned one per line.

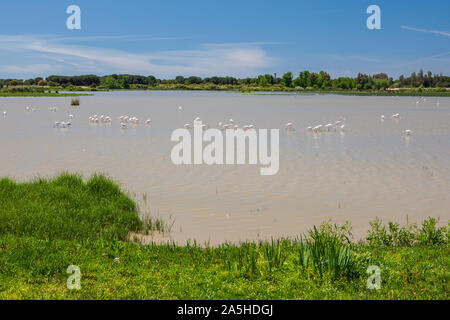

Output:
xmin=366 ymin=217 xmax=448 ymax=246
xmin=418 ymin=217 xmax=447 ymax=245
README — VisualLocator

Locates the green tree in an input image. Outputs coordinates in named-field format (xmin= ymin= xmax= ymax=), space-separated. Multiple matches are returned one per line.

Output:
xmin=281 ymin=72 xmax=293 ymax=87
xmin=263 ymin=74 xmax=274 ymax=85
xmin=175 ymin=76 xmax=185 ymax=84
xmin=102 ymin=76 xmax=122 ymax=89
xmin=187 ymin=76 xmax=202 ymax=84
xmin=293 ymin=71 xmax=310 ymax=88
xmin=258 ymin=75 xmax=269 ymax=87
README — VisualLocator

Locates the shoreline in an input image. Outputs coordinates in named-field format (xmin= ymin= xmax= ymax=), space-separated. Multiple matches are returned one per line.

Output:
xmin=1 ymin=87 xmax=449 ymax=97
xmin=0 ymin=92 xmax=92 ymax=97
xmin=0 ymin=173 xmax=448 ymax=299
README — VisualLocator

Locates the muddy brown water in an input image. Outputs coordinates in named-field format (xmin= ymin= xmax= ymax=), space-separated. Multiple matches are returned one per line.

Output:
xmin=1 ymin=91 xmax=449 ymax=244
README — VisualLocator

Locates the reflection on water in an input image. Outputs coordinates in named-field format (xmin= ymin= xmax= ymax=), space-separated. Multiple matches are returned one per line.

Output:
xmin=1 ymin=91 xmax=449 ymax=244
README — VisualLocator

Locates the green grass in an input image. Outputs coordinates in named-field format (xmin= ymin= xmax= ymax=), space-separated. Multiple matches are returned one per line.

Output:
xmin=0 ymin=174 xmax=448 ymax=300
xmin=0 ymin=236 xmax=448 ymax=299
xmin=0 ymin=92 xmax=91 ymax=97
xmin=0 ymin=173 xmax=142 ymax=241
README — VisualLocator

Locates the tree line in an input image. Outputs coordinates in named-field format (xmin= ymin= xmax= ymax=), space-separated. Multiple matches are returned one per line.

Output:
xmin=1 ymin=69 xmax=449 ymax=90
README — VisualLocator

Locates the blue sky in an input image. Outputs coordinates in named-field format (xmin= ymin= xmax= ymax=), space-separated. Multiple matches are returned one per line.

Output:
xmin=0 ymin=0 xmax=449 ymax=79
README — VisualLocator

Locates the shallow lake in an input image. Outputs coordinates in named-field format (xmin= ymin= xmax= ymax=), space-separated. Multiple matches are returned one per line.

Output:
xmin=1 ymin=91 xmax=449 ymax=244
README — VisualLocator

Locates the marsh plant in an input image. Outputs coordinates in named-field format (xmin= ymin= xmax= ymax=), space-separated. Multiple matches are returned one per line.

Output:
xmin=70 ymin=97 xmax=80 ymax=106
xmin=262 ymin=239 xmax=289 ymax=273
xmin=366 ymin=217 xmax=448 ymax=246
xmin=140 ymin=213 xmax=175 ymax=234
xmin=298 ymin=225 xmax=359 ymax=279
xmin=224 ymin=243 xmax=260 ymax=278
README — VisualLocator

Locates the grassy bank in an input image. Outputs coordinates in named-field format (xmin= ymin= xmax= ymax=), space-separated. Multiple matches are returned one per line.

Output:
xmin=140 ymin=85 xmax=450 ymax=96
xmin=0 ymin=174 xmax=448 ymax=300
xmin=142 ymin=84 xmax=450 ymax=96
xmin=0 ymin=92 xmax=91 ymax=97
xmin=1 ymin=85 xmax=449 ymax=97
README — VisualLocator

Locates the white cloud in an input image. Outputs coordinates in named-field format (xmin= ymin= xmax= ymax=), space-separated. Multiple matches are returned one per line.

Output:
xmin=324 ymin=54 xmax=382 ymax=63
xmin=0 ymin=35 xmax=276 ymax=78
xmin=0 ymin=64 xmax=54 ymax=74
xmin=401 ymin=25 xmax=450 ymax=37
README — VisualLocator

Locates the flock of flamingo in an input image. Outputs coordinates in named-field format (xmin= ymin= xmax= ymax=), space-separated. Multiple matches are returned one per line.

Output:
xmin=1 ymin=102 xmax=418 ymax=136
xmin=304 ymin=121 xmax=345 ymax=134
xmin=183 ymin=116 xmax=255 ymax=131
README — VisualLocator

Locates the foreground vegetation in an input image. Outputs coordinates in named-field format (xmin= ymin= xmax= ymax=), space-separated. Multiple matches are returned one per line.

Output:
xmin=0 ymin=174 xmax=448 ymax=300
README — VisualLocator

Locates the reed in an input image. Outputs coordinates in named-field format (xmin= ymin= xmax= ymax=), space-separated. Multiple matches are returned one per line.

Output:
xmin=70 ymin=97 xmax=80 ymax=106
xmin=298 ymin=226 xmax=358 ymax=279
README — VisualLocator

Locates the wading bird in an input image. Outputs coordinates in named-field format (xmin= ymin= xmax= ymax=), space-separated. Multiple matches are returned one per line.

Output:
xmin=402 ymin=129 xmax=412 ymax=136
xmin=285 ymin=122 xmax=294 ymax=130
xmin=312 ymin=125 xmax=323 ymax=133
